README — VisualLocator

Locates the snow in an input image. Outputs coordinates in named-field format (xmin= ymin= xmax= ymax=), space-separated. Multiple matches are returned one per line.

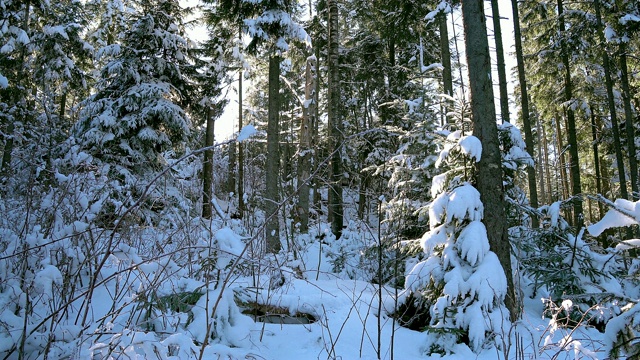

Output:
xmin=0 ymin=74 xmax=7 ymax=88
xmin=619 ymin=14 xmax=640 ymax=25
xmin=236 ymin=124 xmax=257 ymax=142
xmin=604 ymin=25 xmax=617 ymax=42
xmin=424 ymin=1 xmax=451 ymax=23
xmin=421 ymin=62 xmax=444 ymax=73
xmin=458 ymin=136 xmax=482 ymax=162
xmin=587 ymin=198 xmax=640 ymax=236
xmin=456 ymin=220 xmax=489 ymax=266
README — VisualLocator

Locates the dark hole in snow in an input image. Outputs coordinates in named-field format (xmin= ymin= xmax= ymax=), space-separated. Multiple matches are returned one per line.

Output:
xmin=241 ymin=302 xmax=316 ymax=325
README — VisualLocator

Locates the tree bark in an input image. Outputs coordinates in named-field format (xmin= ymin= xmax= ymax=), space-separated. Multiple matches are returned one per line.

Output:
xmin=439 ymin=11 xmax=453 ymax=127
xmin=619 ymin=43 xmax=638 ymax=200
xmin=202 ymin=107 xmax=215 ymax=219
xmin=555 ymin=115 xmax=570 ymax=203
xmin=461 ymin=0 xmax=518 ymax=321
xmin=511 ymin=0 xmax=539 ymax=226
xmin=589 ymin=105 xmax=604 ymax=219
xmin=542 ymin=123 xmax=553 ymax=203
xmin=537 ymin=117 xmax=547 ymax=204
xmin=265 ymin=55 xmax=281 ymax=253
xmin=556 ymin=0 xmax=584 ymax=227
xmin=298 ymin=56 xmax=316 ymax=234
xmin=491 ymin=0 xmax=510 ymax=124
xmin=228 ymin=142 xmax=236 ymax=195
xmin=327 ymin=0 xmax=343 ymax=239
xmin=238 ymin=60 xmax=245 ymax=217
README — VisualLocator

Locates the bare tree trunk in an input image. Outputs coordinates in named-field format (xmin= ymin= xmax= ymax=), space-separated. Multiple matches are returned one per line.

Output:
xmin=537 ymin=118 xmax=547 ymax=204
xmin=238 ymin=59 xmax=245 ymax=217
xmin=202 ymin=108 xmax=215 ymax=219
xmin=555 ymin=116 xmax=570 ymax=202
xmin=228 ymin=142 xmax=236 ymax=196
xmin=542 ymin=123 xmax=553 ymax=203
xmin=265 ymin=55 xmax=281 ymax=253
xmin=619 ymin=44 xmax=638 ymax=200
xmin=461 ymin=0 xmax=518 ymax=321
xmin=511 ymin=0 xmax=538 ymax=226
xmin=557 ymin=0 xmax=584 ymax=227
xmin=589 ymin=105 xmax=604 ymax=219
xmin=298 ymin=56 xmax=317 ymax=234
xmin=312 ymin=43 xmax=322 ymax=210
xmin=491 ymin=0 xmax=510 ymax=124
xmin=327 ymin=0 xmax=343 ymax=239
xmin=439 ymin=11 xmax=453 ymax=127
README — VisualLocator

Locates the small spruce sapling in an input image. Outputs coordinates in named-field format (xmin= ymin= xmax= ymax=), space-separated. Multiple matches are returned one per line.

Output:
xmin=399 ymin=132 xmax=510 ymax=354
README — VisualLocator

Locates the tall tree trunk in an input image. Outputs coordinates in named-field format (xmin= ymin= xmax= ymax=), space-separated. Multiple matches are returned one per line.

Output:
xmin=265 ymin=55 xmax=281 ymax=253
xmin=511 ymin=0 xmax=539 ymax=226
xmin=594 ymin=0 xmax=628 ymax=202
xmin=461 ymin=0 xmax=518 ymax=321
xmin=542 ymin=123 xmax=553 ymax=203
xmin=228 ymin=142 xmax=236 ymax=196
xmin=298 ymin=56 xmax=316 ymax=234
xmin=619 ymin=43 xmax=638 ymax=200
xmin=537 ymin=117 xmax=547 ymax=204
xmin=327 ymin=0 xmax=343 ymax=239
xmin=238 ymin=59 xmax=245 ymax=217
xmin=491 ymin=0 xmax=510 ymax=124
xmin=557 ymin=0 xmax=584 ymax=227
xmin=202 ymin=108 xmax=215 ymax=219
xmin=439 ymin=11 xmax=453 ymax=127
xmin=313 ymin=42 xmax=322 ymax=209
xmin=555 ymin=115 xmax=570 ymax=203
xmin=589 ymin=105 xmax=604 ymax=219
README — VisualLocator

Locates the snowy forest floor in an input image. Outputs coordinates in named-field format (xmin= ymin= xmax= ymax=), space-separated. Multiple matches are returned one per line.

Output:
xmin=0 ymin=190 xmax=615 ymax=360
xmin=192 ymin=239 xmax=607 ymax=360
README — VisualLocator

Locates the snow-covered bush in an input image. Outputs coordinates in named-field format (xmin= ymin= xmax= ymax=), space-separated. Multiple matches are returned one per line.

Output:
xmin=395 ymin=134 xmax=510 ymax=354
xmin=587 ymin=197 xmax=640 ymax=358
xmin=516 ymin=200 xmax=625 ymax=330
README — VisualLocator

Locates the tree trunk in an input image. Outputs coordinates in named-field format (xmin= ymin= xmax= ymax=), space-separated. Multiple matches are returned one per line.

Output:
xmin=238 ymin=62 xmax=245 ymax=217
xmin=313 ymin=42 xmax=322 ymax=209
xmin=537 ymin=117 xmax=547 ymax=204
xmin=589 ymin=105 xmax=604 ymax=219
xmin=557 ymin=0 xmax=584 ymax=227
xmin=461 ymin=0 xmax=518 ymax=321
xmin=511 ymin=0 xmax=538 ymax=226
xmin=265 ymin=55 xmax=281 ymax=253
xmin=594 ymin=0 xmax=628 ymax=202
xmin=439 ymin=11 xmax=453 ymax=127
xmin=202 ymin=107 xmax=215 ymax=219
xmin=542 ymin=123 xmax=553 ymax=203
xmin=491 ymin=0 xmax=510 ymax=124
xmin=619 ymin=43 xmax=638 ymax=200
xmin=228 ymin=142 xmax=236 ymax=196
xmin=298 ymin=55 xmax=316 ymax=234
xmin=327 ymin=0 xmax=343 ymax=239
xmin=555 ymin=115 xmax=570 ymax=203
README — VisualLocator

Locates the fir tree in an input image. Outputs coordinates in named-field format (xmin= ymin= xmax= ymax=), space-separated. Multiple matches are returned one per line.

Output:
xmin=74 ymin=0 xmax=199 ymax=172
